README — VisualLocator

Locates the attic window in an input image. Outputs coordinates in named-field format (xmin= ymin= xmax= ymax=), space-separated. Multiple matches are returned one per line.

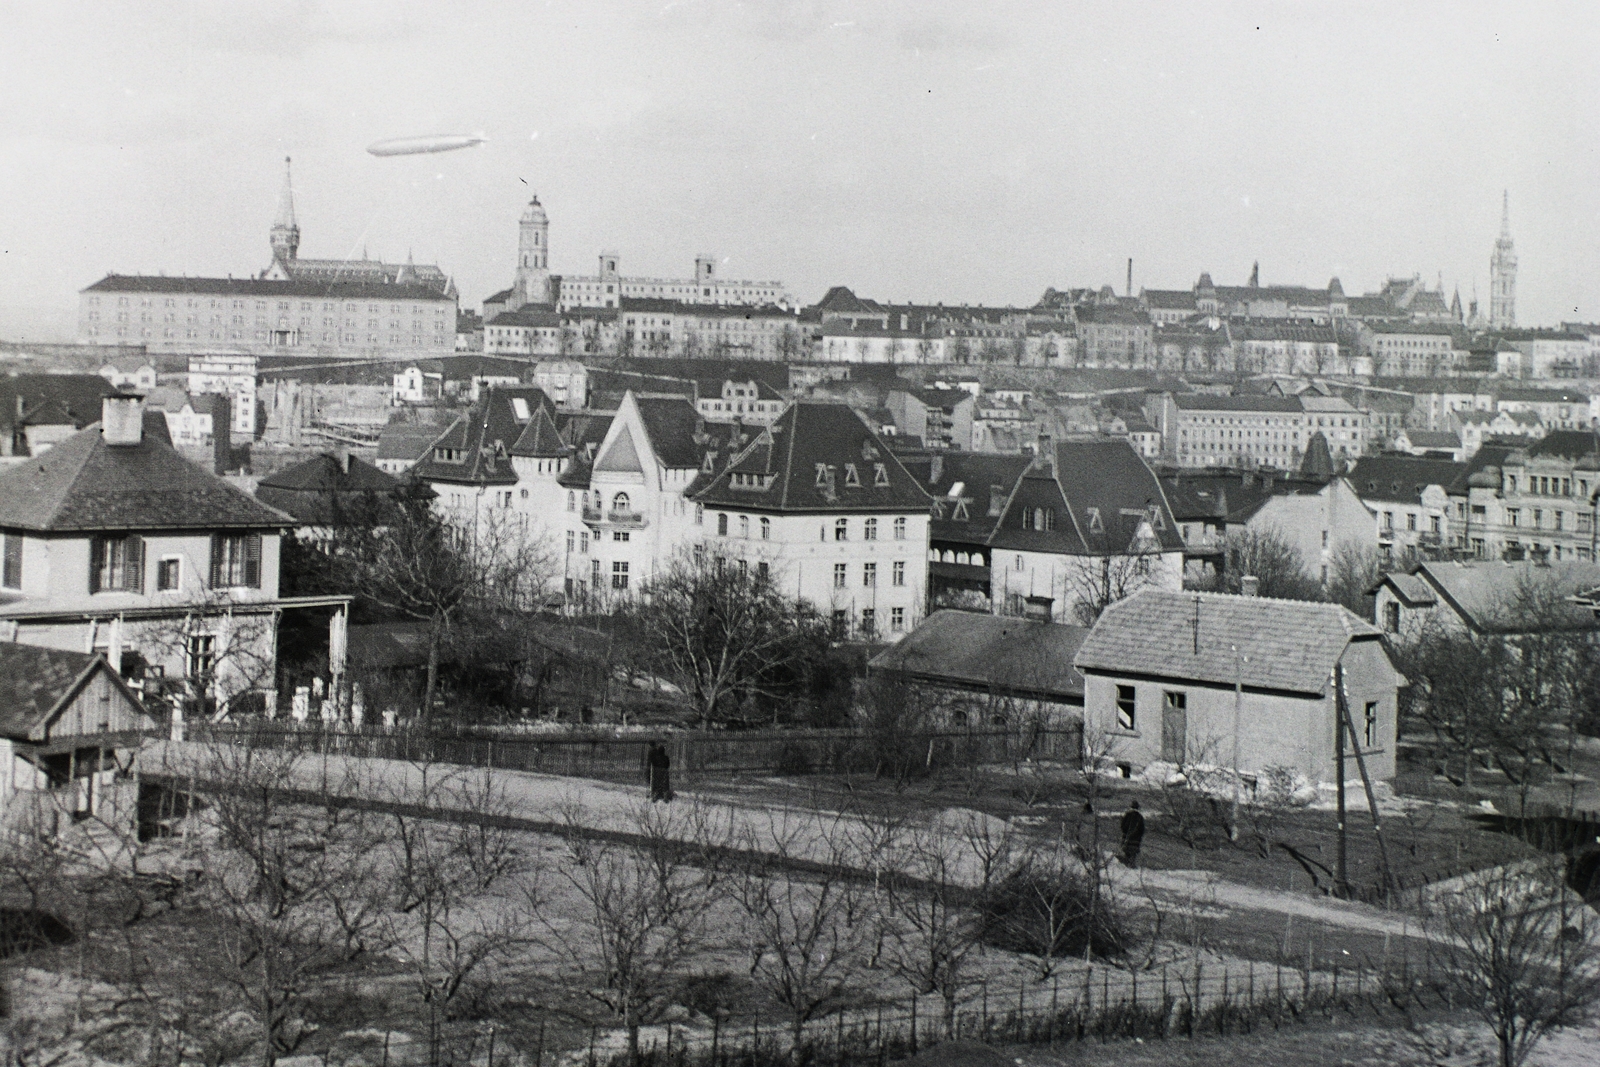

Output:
xmin=844 ymin=464 xmax=861 ymax=487
xmin=703 ymin=452 xmax=716 ymax=472
xmin=815 ymin=463 xmax=829 ymax=486
xmin=952 ymin=499 xmax=970 ymax=520
xmin=873 ymin=463 xmax=890 ymax=487
xmin=1086 ymin=506 xmax=1104 ymax=533
xmin=435 ymin=448 xmax=465 ymax=463
xmin=511 ymin=397 xmax=530 ymax=421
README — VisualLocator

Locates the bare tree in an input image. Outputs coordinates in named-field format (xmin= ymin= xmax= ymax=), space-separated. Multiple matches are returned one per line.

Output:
xmin=1423 ymin=860 xmax=1600 ymax=1067
xmin=1216 ymin=525 xmax=1320 ymax=601
xmin=634 ymin=556 xmax=826 ymax=725
xmin=732 ymin=811 xmax=872 ymax=1058
xmin=545 ymin=800 xmax=723 ymax=1062
xmin=1323 ymin=539 xmax=1386 ymax=620
xmin=343 ymin=498 xmax=558 ymax=715
xmin=1064 ymin=550 xmax=1161 ymax=625
xmin=879 ymin=826 xmax=985 ymax=1039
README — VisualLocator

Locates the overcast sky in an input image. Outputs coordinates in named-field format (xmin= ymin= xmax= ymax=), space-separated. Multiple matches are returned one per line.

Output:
xmin=1 ymin=0 xmax=1596 ymax=340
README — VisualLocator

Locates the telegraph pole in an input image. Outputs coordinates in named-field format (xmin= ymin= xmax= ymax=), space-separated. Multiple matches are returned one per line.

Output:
xmin=1334 ymin=662 xmax=1348 ymax=896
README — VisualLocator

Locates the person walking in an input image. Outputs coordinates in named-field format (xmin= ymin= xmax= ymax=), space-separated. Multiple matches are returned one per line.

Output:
xmin=1119 ymin=801 xmax=1146 ymax=868
xmin=646 ymin=741 xmax=673 ymax=802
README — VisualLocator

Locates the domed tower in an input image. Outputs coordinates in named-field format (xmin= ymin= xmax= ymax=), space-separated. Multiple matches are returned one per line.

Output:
xmin=269 ymin=156 xmax=300 ymax=267
xmin=516 ymin=195 xmax=551 ymax=306
xmin=1490 ymin=191 xmax=1517 ymax=329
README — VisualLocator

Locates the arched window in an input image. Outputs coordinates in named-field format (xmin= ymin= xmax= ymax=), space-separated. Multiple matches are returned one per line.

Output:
xmin=612 ymin=492 xmax=630 ymax=513
xmin=739 ymin=515 xmax=749 ymax=538
xmin=718 ymin=513 xmax=729 ymax=535
xmin=566 ymin=491 xmax=575 ymax=512
xmin=863 ymin=518 xmax=878 ymax=541
xmin=834 ymin=518 xmax=848 ymax=541
xmin=759 ymin=517 xmax=771 ymax=540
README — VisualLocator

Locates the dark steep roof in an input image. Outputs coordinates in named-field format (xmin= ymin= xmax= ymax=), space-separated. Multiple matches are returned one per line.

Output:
xmin=868 ymin=610 xmax=1088 ymax=703
xmin=1347 ymin=456 xmax=1470 ymax=504
xmin=987 ymin=440 xmax=1184 ymax=556
xmin=408 ymin=387 xmax=554 ymax=486
xmin=691 ymin=402 xmax=931 ymax=514
xmin=255 ymin=454 xmax=407 ymax=526
xmin=912 ymin=452 xmax=1035 ymax=545
xmin=0 ymin=424 xmax=291 ymax=532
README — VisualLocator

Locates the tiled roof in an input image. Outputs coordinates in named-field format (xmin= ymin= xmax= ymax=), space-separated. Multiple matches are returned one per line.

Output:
xmin=1172 ymin=394 xmax=1304 ymax=413
xmin=81 ymin=274 xmax=454 ymax=302
xmin=1074 ymin=590 xmax=1383 ymax=696
xmin=635 ymin=395 xmax=713 ymax=470
xmin=691 ymin=402 xmax=931 ymax=513
xmin=914 ymin=451 xmax=1035 ymax=543
xmin=376 ymin=415 xmax=453 ymax=462
xmin=0 ymin=374 xmax=119 ymax=433
xmin=1401 ymin=430 xmax=1461 ymax=449
xmin=509 ymin=404 xmax=568 ymax=458
xmin=255 ymin=454 xmax=406 ymax=525
xmin=868 ymin=610 xmax=1088 ymax=702
xmin=1347 ymin=456 xmax=1468 ymax=503
xmin=988 ymin=440 xmax=1185 ymax=556
xmin=1409 ymin=561 xmax=1600 ymax=633
xmin=0 ymin=423 xmax=291 ymax=532
xmin=1376 ymin=571 xmax=1436 ymax=607
xmin=409 ymin=387 xmax=554 ymax=486
xmin=1526 ymin=431 xmax=1600 ymax=462
xmin=0 ymin=646 xmax=145 ymax=740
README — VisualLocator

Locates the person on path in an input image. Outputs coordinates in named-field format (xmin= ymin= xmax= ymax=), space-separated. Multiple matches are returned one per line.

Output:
xmin=1120 ymin=801 xmax=1145 ymax=868
xmin=646 ymin=741 xmax=673 ymax=802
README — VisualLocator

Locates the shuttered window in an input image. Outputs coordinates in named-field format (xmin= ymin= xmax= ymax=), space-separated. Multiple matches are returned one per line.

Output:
xmin=209 ymin=533 xmax=262 ymax=589
xmin=89 ymin=534 xmax=144 ymax=594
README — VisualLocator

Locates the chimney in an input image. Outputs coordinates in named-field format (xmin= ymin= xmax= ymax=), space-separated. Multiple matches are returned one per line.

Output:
xmin=1127 ymin=258 xmax=1133 ymax=298
xmin=1240 ymin=575 xmax=1260 ymax=597
xmin=335 ymin=446 xmax=352 ymax=474
xmin=208 ymin=393 xmax=232 ymax=475
xmin=988 ymin=484 xmax=1006 ymax=517
xmin=101 ymin=394 xmax=144 ymax=446
xmin=929 ymin=454 xmax=943 ymax=485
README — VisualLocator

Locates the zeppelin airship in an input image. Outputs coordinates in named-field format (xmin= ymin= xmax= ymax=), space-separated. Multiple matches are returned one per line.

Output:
xmin=366 ymin=134 xmax=487 ymax=157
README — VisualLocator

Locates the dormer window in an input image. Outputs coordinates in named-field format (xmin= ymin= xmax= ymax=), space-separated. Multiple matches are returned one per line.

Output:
xmin=703 ymin=452 xmax=716 ymax=472
xmin=845 ymin=464 xmax=861 ymax=487
xmin=815 ymin=463 xmax=829 ymax=486
xmin=1086 ymin=507 xmax=1104 ymax=533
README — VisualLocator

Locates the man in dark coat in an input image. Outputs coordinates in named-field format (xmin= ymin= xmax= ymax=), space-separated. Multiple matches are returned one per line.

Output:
xmin=646 ymin=741 xmax=672 ymax=802
xmin=1120 ymin=801 xmax=1145 ymax=868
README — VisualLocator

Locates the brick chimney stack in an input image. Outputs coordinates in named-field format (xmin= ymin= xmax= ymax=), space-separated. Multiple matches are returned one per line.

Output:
xmin=101 ymin=394 xmax=144 ymax=446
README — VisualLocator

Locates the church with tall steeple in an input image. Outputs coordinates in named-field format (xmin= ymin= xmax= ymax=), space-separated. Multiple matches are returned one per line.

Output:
xmin=1489 ymin=191 xmax=1517 ymax=329
xmin=260 ymin=157 xmax=456 ymax=297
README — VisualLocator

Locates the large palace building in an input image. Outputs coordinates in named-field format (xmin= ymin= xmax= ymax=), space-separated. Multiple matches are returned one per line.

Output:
xmin=77 ymin=159 xmax=458 ymax=356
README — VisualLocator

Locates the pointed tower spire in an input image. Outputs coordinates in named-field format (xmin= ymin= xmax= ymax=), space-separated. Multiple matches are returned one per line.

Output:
xmin=1500 ymin=189 xmax=1511 ymax=239
xmin=269 ymin=155 xmax=300 ymax=266
xmin=1490 ymin=190 xmax=1517 ymax=328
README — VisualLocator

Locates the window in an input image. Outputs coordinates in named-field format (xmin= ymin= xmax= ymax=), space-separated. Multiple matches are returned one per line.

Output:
xmin=1383 ymin=601 xmax=1400 ymax=633
xmin=874 ymin=463 xmax=890 ymax=487
xmin=864 ymin=518 xmax=878 ymax=541
xmin=739 ymin=515 xmax=749 ymax=538
xmin=757 ymin=561 xmax=769 ymax=582
xmin=860 ymin=608 xmax=876 ymax=637
xmin=1406 ymin=513 xmax=1417 ymax=531
xmin=844 ymin=464 xmax=861 ymax=487
xmin=863 ymin=562 xmax=877 ymax=587
xmin=892 ymin=560 xmax=906 ymax=586
xmin=834 ymin=518 xmax=848 ymax=541
xmin=1507 ymin=508 xmax=1520 ymax=527
xmin=830 ymin=609 xmax=848 ymax=639
xmin=695 ymin=503 xmax=703 ymax=525
xmin=612 ymin=492 xmax=630 ymax=513
xmin=209 ymin=534 xmax=262 ymax=591
xmin=1364 ymin=701 xmax=1378 ymax=749
xmin=613 ymin=530 xmax=629 ymax=542
xmin=567 ymin=531 xmax=576 ymax=553
xmin=833 ymin=563 xmax=847 ymax=589
xmin=893 ymin=517 xmax=907 ymax=540
xmin=1430 ymin=515 xmax=1441 ymax=534
xmin=91 ymin=534 xmax=145 ymax=593
xmin=580 ymin=531 xmax=589 ymax=554
xmin=155 ymin=556 xmax=181 ymax=592
xmin=1 ymin=534 xmax=20 ymax=590
xmin=185 ymin=634 xmax=215 ymax=682
xmin=890 ymin=606 xmax=905 ymax=631
xmin=592 ymin=560 xmax=602 ymax=588
xmin=718 ymin=513 xmax=728 ymax=535
xmin=759 ymin=517 xmax=770 ymax=540
xmin=1383 ymin=512 xmax=1393 ymax=530
xmin=1115 ymin=685 xmax=1136 ymax=731
xmin=611 ymin=561 xmax=629 ymax=590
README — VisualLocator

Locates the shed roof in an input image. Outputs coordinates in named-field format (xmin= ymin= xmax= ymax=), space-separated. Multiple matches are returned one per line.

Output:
xmin=0 ymin=645 xmax=149 ymax=741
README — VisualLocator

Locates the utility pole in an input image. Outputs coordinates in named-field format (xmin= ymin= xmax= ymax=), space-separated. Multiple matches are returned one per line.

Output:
xmin=1230 ymin=645 xmax=1246 ymax=841
xmin=1334 ymin=662 xmax=1348 ymax=896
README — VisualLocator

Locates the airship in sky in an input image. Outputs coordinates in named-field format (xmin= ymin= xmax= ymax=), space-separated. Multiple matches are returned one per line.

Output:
xmin=367 ymin=133 xmax=487 ymax=157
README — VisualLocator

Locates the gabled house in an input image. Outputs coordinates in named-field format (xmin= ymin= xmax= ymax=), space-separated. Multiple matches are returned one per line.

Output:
xmin=0 ymin=644 xmax=155 ymax=831
xmin=0 ymin=374 xmax=120 ymax=458
xmin=986 ymin=439 xmax=1185 ymax=624
xmin=255 ymin=452 xmax=410 ymax=537
xmin=1074 ymin=590 xmax=1403 ymax=786
xmin=1346 ymin=455 xmax=1467 ymax=562
xmin=0 ymin=396 xmax=350 ymax=719
xmin=1370 ymin=559 xmax=1600 ymax=641
xmin=911 ymin=451 xmax=1034 ymax=612
xmin=409 ymin=385 xmax=557 ymax=530
xmin=691 ymin=401 xmax=932 ymax=640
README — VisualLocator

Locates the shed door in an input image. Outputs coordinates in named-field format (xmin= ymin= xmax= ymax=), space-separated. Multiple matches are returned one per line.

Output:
xmin=1161 ymin=692 xmax=1187 ymax=764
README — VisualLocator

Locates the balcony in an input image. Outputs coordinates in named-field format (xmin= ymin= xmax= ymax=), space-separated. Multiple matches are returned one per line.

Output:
xmin=582 ymin=505 xmax=649 ymax=529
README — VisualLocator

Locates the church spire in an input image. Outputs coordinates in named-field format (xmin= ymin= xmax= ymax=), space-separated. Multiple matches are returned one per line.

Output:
xmin=270 ymin=156 xmax=300 ymax=265
xmin=1499 ymin=188 xmax=1511 ymax=240
xmin=1490 ymin=190 xmax=1517 ymax=329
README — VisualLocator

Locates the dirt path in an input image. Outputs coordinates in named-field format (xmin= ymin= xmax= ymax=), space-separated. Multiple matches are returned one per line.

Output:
xmin=146 ymin=741 xmax=1436 ymax=944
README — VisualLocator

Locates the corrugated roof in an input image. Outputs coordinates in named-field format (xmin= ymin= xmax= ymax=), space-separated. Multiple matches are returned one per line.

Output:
xmin=1074 ymin=589 xmax=1383 ymax=696
xmin=868 ymin=610 xmax=1088 ymax=702
xmin=0 ymin=423 xmax=292 ymax=532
